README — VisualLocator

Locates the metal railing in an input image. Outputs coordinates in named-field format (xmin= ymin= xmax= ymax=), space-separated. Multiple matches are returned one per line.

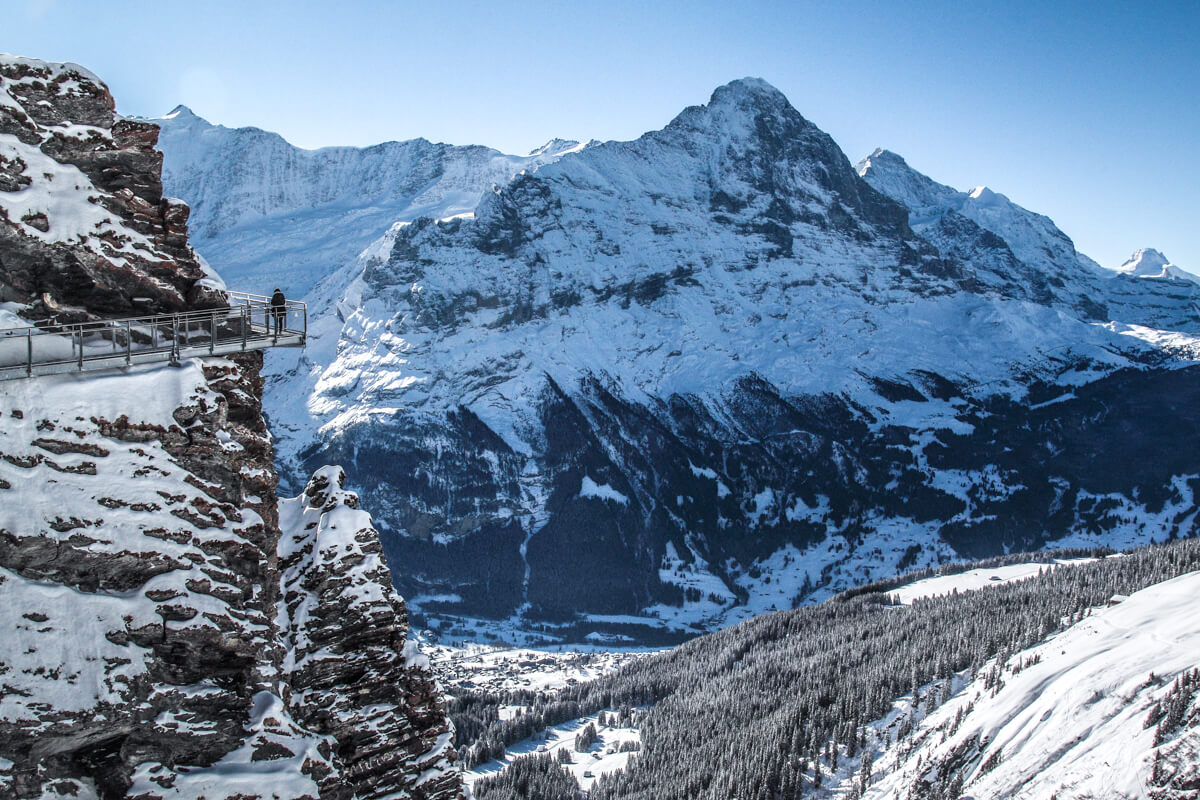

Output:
xmin=0 ymin=290 xmax=306 ymax=381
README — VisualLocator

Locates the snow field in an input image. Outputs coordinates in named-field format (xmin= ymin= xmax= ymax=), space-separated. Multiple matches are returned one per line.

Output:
xmin=889 ymin=558 xmax=1096 ymax=605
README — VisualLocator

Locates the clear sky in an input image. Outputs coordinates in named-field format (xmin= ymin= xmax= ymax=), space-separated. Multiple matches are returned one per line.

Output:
xmin=8 ymin=0 xmax=1199 ymax=271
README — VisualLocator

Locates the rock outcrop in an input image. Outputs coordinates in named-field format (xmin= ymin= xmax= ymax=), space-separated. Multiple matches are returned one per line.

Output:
xmin=278 ymin=467 xmax=458 ymax=800
xmin=0 ymin=55 xmax=460 ymax=800
xmin=0 ymin=55 xmax=223 ymax=321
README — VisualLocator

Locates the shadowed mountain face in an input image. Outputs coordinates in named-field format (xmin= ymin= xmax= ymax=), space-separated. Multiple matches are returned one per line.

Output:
xmin=160 ymin=78 xmax=1200 ymax=643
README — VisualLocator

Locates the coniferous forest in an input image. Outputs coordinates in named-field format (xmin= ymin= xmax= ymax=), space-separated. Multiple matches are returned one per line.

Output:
xmin=462 ymin=538 xmax=1200 ymax=799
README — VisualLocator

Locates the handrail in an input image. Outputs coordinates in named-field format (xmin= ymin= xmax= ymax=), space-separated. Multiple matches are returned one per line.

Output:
xmin=0 ymin=290 xmax=306 ymax=381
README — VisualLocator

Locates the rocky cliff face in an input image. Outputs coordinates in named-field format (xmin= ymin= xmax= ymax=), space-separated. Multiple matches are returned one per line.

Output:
xmin=238 ymin=78 xmax=1200 ymax=644
xmin=0 ymin=55 xmax=460 ymax=799
xmin=0 ymin=56 xmax=224 ymax=320
xmin=278 ymin=467 xmax=458 ymax=800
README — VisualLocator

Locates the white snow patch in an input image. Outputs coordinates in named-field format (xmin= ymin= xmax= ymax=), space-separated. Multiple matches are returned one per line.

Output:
xmin=579 ymin=475 xmax=628 ymax=505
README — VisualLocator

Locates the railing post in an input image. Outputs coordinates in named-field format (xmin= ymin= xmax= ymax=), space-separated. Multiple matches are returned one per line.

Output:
xmin=210 ymin=312 xmax=216 ymax=354
xmin=170 ymin=316 xmax=179 ymax=366
xmin=302 ymin=303 xmax=307 ymax=343
xmin=125 ymin=320 xmax=132 ymax=366
xmin=152 ymin=317 xmax=158 ymax=351
xmin=77 ymin=326 xmax=83 ymax=370
xmin=26 ymin=329 xmax=32 ymax=377
xmin=241 ymin=307 xmax=248 ymax=350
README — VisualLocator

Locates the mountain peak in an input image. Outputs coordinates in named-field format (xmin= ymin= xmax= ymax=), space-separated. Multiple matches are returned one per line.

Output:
xmin=855 ymin=148 xmax=910 ymax=178
xmin=967 ymin=185 xmax=1006 ymax=205
xmin=525 ymin=138 xmax=585 ymax=158
xmin=1123 ymin=248 xmax=1170 ymax=270
xmin=1115 ymin=248 xmax=1199 ymax=283
xmin=707 ymin=77 xmax=790 ymax=111
xmin=163 ymin=104 xmax=199 ymax=120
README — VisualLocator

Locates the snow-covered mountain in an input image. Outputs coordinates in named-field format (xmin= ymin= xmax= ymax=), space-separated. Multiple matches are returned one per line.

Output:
xmin=158 ymin=78 xmax=1200 ymax=644
xmin=1115 ymin=246 xmax=1200 ymax=284
xmin=154 ymin=105 xmax=586 ymax=298
xmin=0 ymin=55 xmax=460 ymax=798
xmin=857 ymin=148 xmax=1200 ymax=332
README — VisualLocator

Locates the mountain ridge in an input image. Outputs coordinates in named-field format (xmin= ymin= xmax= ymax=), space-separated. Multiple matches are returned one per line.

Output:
xmin=158 ymin=76 xmax=1200 ymax=644
xmin=152 ymin=106 xmax=583 ymax=299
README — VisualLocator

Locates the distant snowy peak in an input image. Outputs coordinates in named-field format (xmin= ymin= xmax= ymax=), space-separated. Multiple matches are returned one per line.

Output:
xmin=1116 ymin=247 xmax=1200 ymax=284
xmin=154 ymin=106 xmax=584 ymax=296
xmin=857 ymin=146 xmax=1087 ymax=265
xmin=525 ymin=138 xmax=589 ymax=158
xmin=855 ymin=148 xmax=958 ymax=212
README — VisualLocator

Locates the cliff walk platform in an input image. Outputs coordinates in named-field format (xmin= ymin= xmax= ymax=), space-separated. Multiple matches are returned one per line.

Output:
xmin=0 ymin=291 xmax=306 ymax=381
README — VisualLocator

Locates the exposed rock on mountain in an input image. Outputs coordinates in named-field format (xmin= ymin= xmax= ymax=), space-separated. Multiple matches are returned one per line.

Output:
xmin=0 ymin=56 xmax=223 ymax=320
xmin=278 ymin=466 xmax=459 ymax=800
xmin=154 ymin=104 xmax=586 ymax=298
xmin=0 ymin=55 xmax=460 ymax=800
xmin=160 ymin=78 xmax=1200 ymax=644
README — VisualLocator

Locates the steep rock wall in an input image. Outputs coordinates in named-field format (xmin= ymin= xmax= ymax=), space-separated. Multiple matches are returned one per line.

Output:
xmin=0 ymin=55 xmax=460 ymax=800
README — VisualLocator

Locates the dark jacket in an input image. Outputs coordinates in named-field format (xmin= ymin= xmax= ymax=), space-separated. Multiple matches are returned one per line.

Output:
xmin=271 ymin=290 xmax=286 ymax=310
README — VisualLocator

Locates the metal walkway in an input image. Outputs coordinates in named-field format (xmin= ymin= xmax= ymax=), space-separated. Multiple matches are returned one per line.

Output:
xmin=0 ymin=290 xmax=306 ymax=381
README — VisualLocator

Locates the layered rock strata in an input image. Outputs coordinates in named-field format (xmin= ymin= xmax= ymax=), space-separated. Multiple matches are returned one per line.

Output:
xmin=0 ymin=56 xmax=221 ymax=320
xmin=0 ymin=55 xmax=460 ymax=800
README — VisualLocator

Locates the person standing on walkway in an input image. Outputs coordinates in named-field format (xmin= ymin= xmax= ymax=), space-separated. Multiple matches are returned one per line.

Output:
xmin=271 ymin=288 xmax=286 ymax=335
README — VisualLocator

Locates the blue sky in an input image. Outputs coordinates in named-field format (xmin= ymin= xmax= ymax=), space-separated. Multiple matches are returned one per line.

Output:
xmin=9 ymin=0 xmax=1199 ymax=270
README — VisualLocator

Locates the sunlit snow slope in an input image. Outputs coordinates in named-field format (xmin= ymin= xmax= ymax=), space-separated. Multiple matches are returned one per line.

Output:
xmin=868 ymin=570 xmax=1200 ymax=799
xmin=155 ymin=105 xmax=584 ymax=298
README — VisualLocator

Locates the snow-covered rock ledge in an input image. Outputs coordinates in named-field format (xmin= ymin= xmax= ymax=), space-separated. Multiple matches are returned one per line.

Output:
xmin=0 ymin=53 xmax=462 ymax=800
xmin=277 ymin=465 xmax=460 ymax=799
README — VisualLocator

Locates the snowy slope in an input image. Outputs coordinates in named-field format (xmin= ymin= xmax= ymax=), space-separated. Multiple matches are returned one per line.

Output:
xmin=467 ymin=708 xmax=643 ymax=795
xmin=154 ymin=105 xmax=585 ymax=297
xmin=856 ymin=148 xmax=1105 ymax=286
xmin=866 ymin=570 xmax=1200 ymax=798
xmin=857 ymin=148 xmax=1200 ymax=332
xmin=889 ymin=557 xmax=1095 ymax=605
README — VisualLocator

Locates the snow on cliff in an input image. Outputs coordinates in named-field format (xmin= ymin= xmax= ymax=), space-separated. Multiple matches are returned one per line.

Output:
xmin=0 ymin=54 xmax=461 ymax=799
xmin=1 ymin=54 xmax=217 ymax=316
